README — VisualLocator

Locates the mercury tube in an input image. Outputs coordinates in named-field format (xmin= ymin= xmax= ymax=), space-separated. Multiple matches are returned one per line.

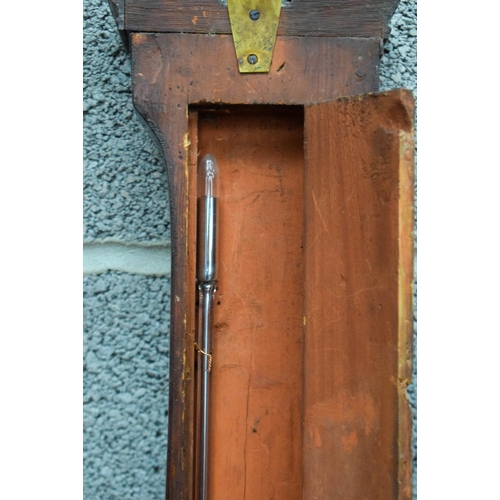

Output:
xmin=194 ymin=154 xmax=220 ymax=500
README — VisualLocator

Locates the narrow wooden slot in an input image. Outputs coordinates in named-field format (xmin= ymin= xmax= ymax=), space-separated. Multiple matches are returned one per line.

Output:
xmin=190 ymin=105 xmax=305 ymax=500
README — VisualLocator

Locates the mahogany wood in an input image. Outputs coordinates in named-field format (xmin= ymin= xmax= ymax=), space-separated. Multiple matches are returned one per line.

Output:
xmin=197 ymin=105 xmax=305 ymax=500
xmin=131 ymin=33 xmax=380 ymax=499
xmin=125 ymin=0 xmax=399 ymax=38
xmin=303 ymin=90 xmax=414 ymax=499
xmin=130 ymin=32 xmax=414 ymax=500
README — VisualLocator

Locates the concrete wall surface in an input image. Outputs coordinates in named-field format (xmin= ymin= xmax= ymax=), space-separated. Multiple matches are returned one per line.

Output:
xmin=83 ymin=0 xmax=416 ymax=498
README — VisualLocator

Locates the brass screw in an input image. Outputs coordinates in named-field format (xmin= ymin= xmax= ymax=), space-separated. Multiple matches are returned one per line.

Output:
xmin=247 ymin=54 xmax=258 ymax=65
xmin=249 ymin=10 xmax=260 ymax=20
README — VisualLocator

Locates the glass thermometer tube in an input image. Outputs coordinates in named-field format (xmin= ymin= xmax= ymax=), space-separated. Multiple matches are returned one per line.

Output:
xmin=195 ymin=154 xmax=220 ymax=500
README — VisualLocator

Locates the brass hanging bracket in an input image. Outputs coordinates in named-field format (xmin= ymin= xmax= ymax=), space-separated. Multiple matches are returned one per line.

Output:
xmin=226 ymin=0 xmax=282 ymax=73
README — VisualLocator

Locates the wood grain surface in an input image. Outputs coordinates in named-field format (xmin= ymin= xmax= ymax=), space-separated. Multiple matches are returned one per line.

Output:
xmin=131 ymin=33 xmax=380 ymax=498
xmin=125 ymin=0 xmax=399 ymax=38
xmin=197 ymin=106 xmax=305 ymax=500
xmin=130 ymin=32 xmax=414 ymax=499
xmin=303 ymin=89 xmax=414 ymax=499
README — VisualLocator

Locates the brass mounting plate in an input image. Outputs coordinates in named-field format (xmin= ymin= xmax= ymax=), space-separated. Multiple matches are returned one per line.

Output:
xmin=227 ymin=0 xmax=282 ymax=73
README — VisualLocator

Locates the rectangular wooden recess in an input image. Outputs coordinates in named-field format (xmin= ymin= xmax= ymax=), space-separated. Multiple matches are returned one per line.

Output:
xmin=192 ymin=105 xmax=305 ymax=500
xmin=182 ymin=91 xmax=414 ymax=500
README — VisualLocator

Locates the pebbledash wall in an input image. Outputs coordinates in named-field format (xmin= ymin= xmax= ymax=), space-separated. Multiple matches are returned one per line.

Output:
xmin=83 ymin=0 xmax=417 ymax=498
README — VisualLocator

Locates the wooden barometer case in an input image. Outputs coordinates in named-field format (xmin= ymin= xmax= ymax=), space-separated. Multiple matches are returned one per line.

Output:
xmin=107 ymin=1 xmax=415 ymax=498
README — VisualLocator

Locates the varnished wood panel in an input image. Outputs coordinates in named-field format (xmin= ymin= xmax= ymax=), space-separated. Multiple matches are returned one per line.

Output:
xmin=125 ymin=0 xmax=399 ymax=38
xmin=303 ymin=89 xmax=414 ymax=499
xmin=196 ymin=105 xmax=304 ymax=500
xmin=132 ymin=34 xmax=380 ymax=108
xmin=130 ymin=33 xmax=387 ymax=499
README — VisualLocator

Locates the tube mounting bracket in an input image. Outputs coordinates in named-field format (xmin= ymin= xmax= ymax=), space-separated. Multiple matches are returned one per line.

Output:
xmin=227 ymin=0 xmax=282 ymax=73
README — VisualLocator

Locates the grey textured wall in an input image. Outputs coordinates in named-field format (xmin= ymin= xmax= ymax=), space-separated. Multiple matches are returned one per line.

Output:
xmin=83 ymin=1 xmax=171 ymax=498
xmin=83 ymin=0 xmax=416 ymax=498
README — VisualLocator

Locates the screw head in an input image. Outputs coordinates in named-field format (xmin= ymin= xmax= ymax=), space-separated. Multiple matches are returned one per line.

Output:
xmin=249 ymin=10 xmax=260 ymax=20
xmin=247 ymin=54 xmax=258 ymax=65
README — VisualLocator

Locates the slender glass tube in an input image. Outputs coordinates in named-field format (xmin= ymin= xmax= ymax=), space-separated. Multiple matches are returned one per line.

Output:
xmin=195 ymin=154 xmax=220 ymax=500
xmin=197 ymin=154 xmax=220 ymax=283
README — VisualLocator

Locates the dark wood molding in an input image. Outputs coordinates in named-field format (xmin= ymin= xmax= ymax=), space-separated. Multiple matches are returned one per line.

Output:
xmin=107 ymin=0 xmax=129 ymax=49
xmin=125 ymin=0 xmax=399 ymax=38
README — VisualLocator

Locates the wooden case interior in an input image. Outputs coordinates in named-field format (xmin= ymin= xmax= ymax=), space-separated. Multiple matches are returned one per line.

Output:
xmin=128 ymin=30 xmax=414 ymax=499
xmin=185 ymin=95 xmax=414 ymax=499
xmin=189 ymin=105 xmax=305 ymax=499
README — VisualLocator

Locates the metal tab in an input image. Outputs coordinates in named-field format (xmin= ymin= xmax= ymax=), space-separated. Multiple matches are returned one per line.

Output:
xmin=227 ymin=0 xmax=282 ymax=73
